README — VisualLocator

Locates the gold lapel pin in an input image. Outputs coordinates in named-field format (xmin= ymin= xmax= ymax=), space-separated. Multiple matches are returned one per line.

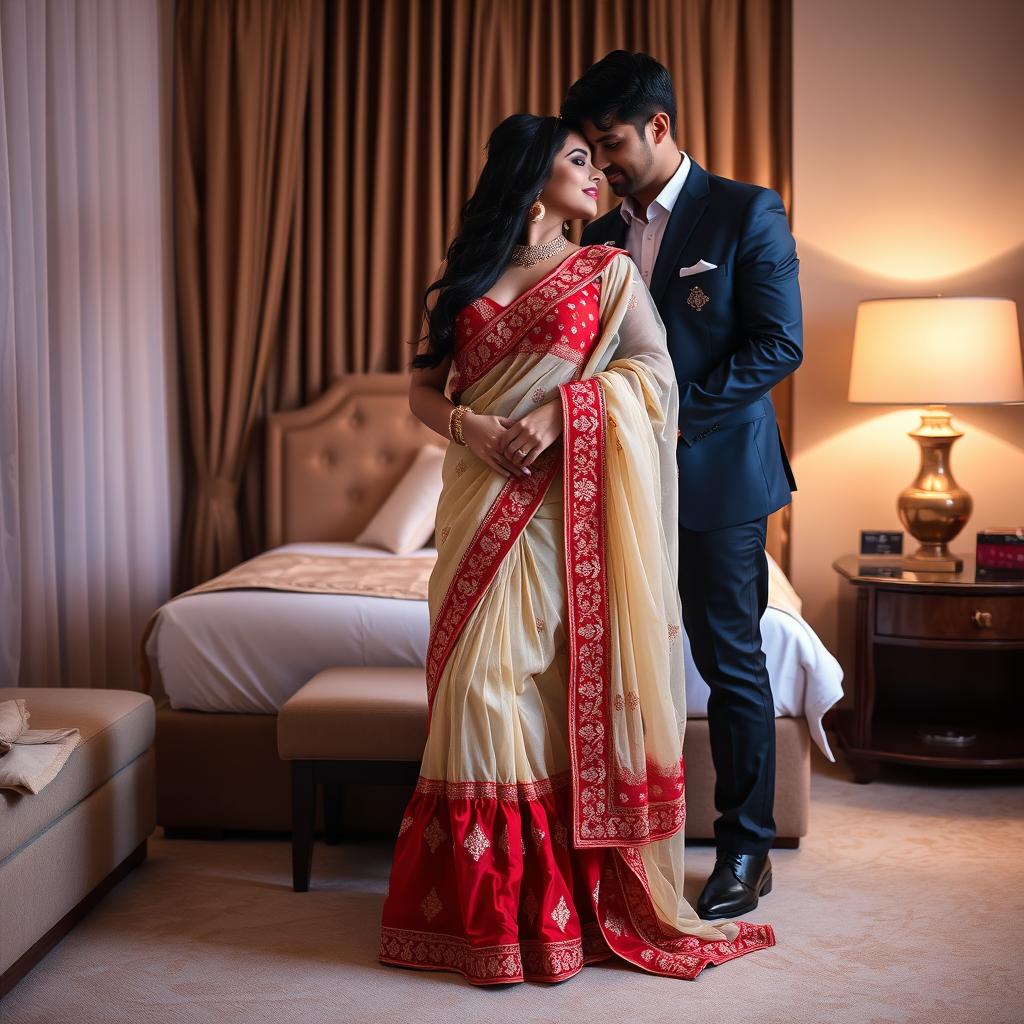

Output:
xmin=687 ymin=285 xmax=710 ymax=311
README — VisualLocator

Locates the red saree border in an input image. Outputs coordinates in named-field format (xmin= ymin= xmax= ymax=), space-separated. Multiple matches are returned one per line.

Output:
xmin=603 ymin=850 xmax=776 ymax=977
xmin=424 ymin=449 xmax=559 ymax=718
xmin=560 ymin=378 xmax=686 ymax=847
xmin=379 ymin=923 xmax=612 ymax=986
xmin=455 ymin=245 xmax=625 ymax=393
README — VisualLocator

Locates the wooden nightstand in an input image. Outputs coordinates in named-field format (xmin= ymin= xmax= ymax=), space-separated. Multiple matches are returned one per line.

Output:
xmin=832 ymin=554 xmax=1024 ymax=782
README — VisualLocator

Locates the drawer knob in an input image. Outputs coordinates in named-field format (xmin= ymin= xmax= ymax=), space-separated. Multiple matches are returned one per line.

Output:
xmin=971 ymin=610 xmax=993 ymax=629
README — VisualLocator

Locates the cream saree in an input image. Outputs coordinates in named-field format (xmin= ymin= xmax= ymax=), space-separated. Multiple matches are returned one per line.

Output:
xmin=379 ymin=244 xmax=774 ymax=984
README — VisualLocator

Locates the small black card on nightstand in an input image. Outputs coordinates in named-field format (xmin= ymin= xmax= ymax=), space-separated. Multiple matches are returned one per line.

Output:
xmin=860 ymin=530 xmax=903 ymax=556
xmin=858 ymin=564 xmax=903 ymax=578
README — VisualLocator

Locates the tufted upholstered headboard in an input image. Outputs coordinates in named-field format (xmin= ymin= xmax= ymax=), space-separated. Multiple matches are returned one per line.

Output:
xmin=265 ymin=374 xmax=444 ymax=547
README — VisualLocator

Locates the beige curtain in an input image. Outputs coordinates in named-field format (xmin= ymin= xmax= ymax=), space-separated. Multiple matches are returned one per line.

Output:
xmin=175 ymin=0 xmax=793 ymax=585
xmin=2 ymin=0 xmax=178 ymax=689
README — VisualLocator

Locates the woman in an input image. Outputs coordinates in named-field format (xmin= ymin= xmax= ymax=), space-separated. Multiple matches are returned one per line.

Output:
xmin=379 ymin=114 xmax=775 ymax=985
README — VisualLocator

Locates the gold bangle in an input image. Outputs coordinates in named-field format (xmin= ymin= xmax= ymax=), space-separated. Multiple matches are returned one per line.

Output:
xmin=454 ymin=405 xmax=470 ymax=445
xmin=449 ymin=404 xmax=471 ymax=446
xmin=456 ymin=405 xmax=471 ymax=445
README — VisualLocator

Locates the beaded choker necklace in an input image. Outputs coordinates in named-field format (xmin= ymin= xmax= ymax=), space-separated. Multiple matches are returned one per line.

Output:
xmin=509 ymin=234 xmax=567 ymax=268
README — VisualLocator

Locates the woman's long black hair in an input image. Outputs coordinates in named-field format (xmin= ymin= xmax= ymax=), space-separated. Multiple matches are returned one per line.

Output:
xmin=411 ymin=114 xmax=571 ymax=369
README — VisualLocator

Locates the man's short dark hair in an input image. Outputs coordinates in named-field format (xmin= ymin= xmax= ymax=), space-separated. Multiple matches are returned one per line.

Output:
xmin=562 ymin=50 xmax=677 ymax=138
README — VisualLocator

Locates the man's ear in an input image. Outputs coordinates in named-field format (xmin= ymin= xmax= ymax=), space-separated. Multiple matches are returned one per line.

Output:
xmin=649 ymin=111 xmax=673 ymax=146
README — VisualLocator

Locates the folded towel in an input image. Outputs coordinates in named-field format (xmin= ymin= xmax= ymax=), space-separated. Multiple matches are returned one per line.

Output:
xmin=0 ymin=697 xmax=31 ymax=752
xmin=0 ymin=698 xmax=82 ymax=795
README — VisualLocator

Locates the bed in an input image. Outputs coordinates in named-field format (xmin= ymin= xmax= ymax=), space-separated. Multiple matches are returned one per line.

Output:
xmin=144 ymin=374 xmax=842 ymax=842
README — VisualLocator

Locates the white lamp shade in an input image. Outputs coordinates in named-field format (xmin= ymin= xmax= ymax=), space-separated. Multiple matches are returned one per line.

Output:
xmin=848 ymin=297 xmax=1024 ymax=405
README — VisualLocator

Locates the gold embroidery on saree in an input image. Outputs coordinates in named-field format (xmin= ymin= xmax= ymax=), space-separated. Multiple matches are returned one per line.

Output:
xmin=379 ymin=926 xmax=609 ymax=982
xmin=423 ymin=817 xmax=447 ymax=853
xmin=421 ymin=888 xmax=442 ymax=922
xmin=550 ymin=896 xmax=571 ymax=933
xmin=415 ymin=770 xmax=571 ymax=802
xmin=462 ymin=823 xmax=491 ymax=862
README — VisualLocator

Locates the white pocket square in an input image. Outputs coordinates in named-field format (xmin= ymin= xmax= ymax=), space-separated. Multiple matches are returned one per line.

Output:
xmin=679 ymin=259 xmax=718 ymax=277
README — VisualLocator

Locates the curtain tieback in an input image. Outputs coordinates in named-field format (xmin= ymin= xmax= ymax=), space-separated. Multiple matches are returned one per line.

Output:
xmin=197 ymin=476 xmax=238 ymax=504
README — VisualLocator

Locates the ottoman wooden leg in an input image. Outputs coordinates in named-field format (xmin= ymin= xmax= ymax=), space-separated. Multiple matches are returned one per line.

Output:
xmin=291 ymin=760 xmax=315 ymax=892
xmin=324 ymin=782 xmax=344 ymax=845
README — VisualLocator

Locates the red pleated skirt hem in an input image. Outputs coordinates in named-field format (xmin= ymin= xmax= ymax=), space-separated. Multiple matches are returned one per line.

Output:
xmin=379 ymin=777 xmax=775 ymax=985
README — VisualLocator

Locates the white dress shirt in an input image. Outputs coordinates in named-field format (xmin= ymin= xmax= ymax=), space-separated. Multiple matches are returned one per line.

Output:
xmin=620 ymin=151 xmax=691 ymax=286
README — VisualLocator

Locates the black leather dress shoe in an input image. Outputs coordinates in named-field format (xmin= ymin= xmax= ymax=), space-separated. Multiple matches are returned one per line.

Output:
xmin=696 ymin=852 xmax=772 ymax=920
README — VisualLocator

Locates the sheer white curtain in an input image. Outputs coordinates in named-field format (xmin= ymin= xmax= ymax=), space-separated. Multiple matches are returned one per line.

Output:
xmin=0 ymin=0 xmax=179 ymax=690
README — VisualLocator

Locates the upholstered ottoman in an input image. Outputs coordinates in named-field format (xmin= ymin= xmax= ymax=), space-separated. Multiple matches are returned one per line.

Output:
xmin=277 ymin=667 xmax=426 ymax=891
xmin=683 ymin=716 xmax=810 ymax=848
xmin=0 ymin=688 xmax=156 ymax=997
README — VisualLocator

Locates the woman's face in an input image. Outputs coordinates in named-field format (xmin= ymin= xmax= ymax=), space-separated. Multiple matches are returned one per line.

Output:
xmin=538 ymin=131 xmax=601 ymax=223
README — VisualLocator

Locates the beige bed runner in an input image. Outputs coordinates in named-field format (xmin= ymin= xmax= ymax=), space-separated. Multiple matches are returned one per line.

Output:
xmin=179 ymin=551 xmax=436 ymax=600
xmin=137 ymin=551 xmax=437 ymax=694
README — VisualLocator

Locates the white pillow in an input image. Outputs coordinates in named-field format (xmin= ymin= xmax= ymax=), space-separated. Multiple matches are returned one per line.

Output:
xmin=355 ymin=444 xmax=446 ymax=554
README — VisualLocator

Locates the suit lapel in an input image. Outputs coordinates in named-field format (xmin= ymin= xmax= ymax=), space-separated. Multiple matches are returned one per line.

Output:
xmin=649 ymin=159 xmax=711 ymax=305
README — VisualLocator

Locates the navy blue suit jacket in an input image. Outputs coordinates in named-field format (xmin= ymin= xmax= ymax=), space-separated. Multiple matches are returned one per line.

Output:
xmin=582 ymin=159 xmax=803 ymax=532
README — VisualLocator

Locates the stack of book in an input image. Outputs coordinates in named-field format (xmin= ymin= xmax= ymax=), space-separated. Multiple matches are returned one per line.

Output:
xmin=976 ymin=528 xmax=1024 ymax=579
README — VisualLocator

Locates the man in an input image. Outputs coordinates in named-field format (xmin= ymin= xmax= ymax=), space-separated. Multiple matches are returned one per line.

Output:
xmin=563 ymin=50 xmax=803 ymax=920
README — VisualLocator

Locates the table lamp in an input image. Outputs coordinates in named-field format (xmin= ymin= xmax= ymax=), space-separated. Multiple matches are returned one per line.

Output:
xmin=848 ymin=296 xmax=1024 ymax=572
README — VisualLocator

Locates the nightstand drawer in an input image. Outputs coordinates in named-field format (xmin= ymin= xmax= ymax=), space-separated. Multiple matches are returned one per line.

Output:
xmin=875 ymin=591 xmax=1024 ymax=641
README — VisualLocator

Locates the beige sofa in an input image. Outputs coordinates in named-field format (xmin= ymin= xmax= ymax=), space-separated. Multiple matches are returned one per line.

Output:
xmin=0 ymin=688 xmax=156 ymax=998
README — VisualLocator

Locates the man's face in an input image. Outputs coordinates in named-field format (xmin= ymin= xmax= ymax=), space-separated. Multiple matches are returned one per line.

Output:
xmin=579 ymin=117 xmax=657 ymax=198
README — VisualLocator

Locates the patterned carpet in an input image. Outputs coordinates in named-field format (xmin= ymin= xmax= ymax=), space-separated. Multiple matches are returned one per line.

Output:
xmin=4 ymin=750 xmax=1024 ymax=1024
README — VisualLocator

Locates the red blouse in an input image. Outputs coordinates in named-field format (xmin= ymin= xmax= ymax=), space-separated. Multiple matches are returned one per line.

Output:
xmin=450 ymin=245 xmax=623 ymax=397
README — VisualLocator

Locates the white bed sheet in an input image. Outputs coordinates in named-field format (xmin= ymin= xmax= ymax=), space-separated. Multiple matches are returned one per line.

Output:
xmin=146 ymin=542 xmax=843 ymax=759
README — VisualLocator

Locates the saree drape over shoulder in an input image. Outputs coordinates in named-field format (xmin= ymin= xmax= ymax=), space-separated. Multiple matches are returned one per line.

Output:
xmin=379 ymin=245 xmax=775 ymax=985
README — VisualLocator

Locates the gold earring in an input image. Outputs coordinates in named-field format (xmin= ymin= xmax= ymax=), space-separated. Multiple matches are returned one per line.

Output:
xmin=529 ymin=195 xmax=546 ymax=223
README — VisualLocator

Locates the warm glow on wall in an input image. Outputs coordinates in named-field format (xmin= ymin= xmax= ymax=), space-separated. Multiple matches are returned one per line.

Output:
xmin=798 ymin=214 xmax=1024 ymax=285
xmin=792 ymin=4 xmax=1024 ymax=285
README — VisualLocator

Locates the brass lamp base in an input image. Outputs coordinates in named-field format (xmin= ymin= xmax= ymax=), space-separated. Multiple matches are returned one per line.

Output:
xmin=901 ymin=546 xmax=964 ymax=573
xmin=897 ymin=407 xmax=972 ymax=574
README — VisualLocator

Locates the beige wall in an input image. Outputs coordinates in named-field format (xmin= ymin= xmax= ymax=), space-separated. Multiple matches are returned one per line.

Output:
xmin=790 ymin=0 xmax=1024 ymax=652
